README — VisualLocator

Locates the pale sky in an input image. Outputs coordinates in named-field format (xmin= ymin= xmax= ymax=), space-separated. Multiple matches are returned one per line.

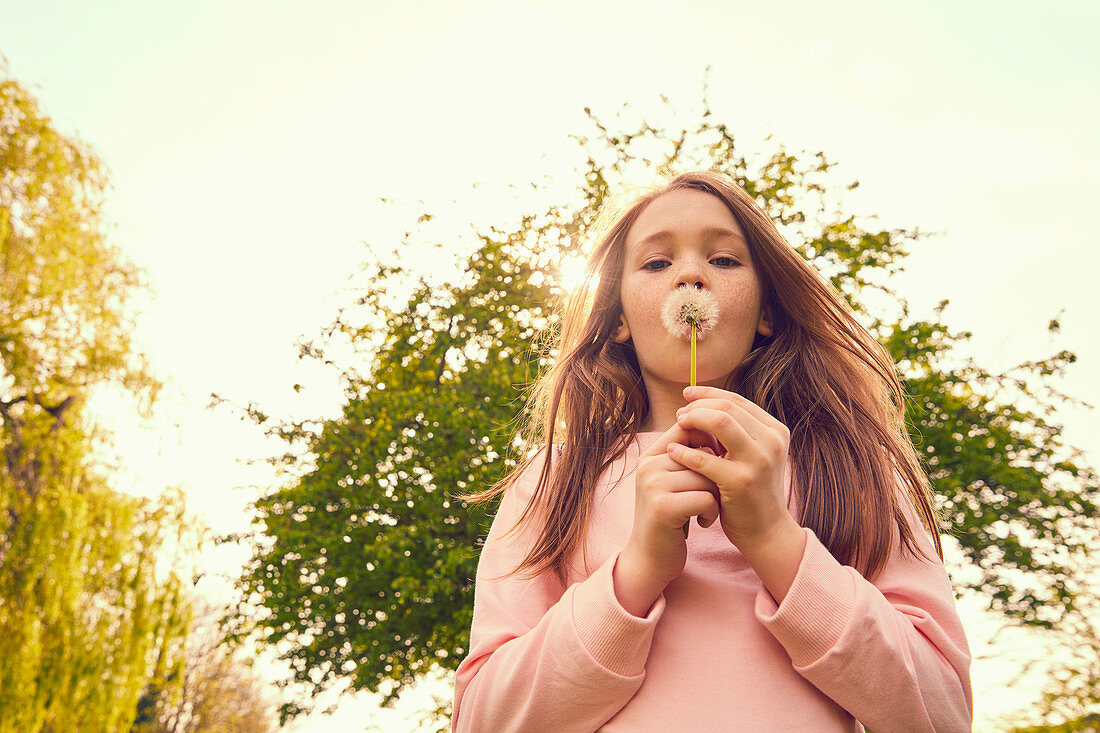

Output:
xmin=3 ymin=0 xmax=1099 ymax=730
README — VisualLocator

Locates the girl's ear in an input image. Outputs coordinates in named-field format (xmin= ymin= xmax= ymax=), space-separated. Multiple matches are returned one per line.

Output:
xmin=611 ymin=313 xmax=631 ymax=343
xmin=756 ymin=302 xmax=774 ymax=338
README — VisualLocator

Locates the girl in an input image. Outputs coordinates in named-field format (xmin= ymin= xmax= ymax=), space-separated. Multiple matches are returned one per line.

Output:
xmin=451 ymin=171 xmax=973 ymax=732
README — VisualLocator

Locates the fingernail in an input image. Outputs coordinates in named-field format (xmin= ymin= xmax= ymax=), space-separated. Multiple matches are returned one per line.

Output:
xmin=676 ymin=407 xmax=685 ymax=416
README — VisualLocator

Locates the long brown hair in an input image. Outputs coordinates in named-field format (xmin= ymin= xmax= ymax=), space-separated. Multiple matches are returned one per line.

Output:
xmin=467 ymin=171 xmax=942 ymax=584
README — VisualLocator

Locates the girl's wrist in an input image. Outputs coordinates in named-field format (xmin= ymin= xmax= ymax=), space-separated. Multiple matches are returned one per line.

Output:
xmin=736 ymin=513 xmax=801 ymax=554
xmin=737 ymin=516 xmax=806 ymax=604
xmin=613 ymin=547 xmax=667 ymax=618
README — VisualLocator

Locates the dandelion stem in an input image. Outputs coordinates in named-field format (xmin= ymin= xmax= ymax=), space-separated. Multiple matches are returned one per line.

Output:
xmin=685 ymin=324 xmax=698 ymax=539
xmin=690 ymin=325 xmax=697 ymax=387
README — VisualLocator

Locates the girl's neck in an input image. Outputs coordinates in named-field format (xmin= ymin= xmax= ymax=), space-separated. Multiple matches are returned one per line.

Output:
xmin=640 ymin=374 xmax=699 ymax=432
xmin=641 ymin=388 xmax=684 ymax=433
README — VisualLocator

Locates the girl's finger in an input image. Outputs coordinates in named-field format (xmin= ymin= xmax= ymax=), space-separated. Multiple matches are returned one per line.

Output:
xmin=684 ymin=385 xmax=785 ymax=432
xmin=650 ymin=453 xmax=720 ymax=494
xmin=642 ymin=421 xmax=718 ymax=458
xmin=666 ymin=443 xmax=731 ymax=486
xmin=675 ymin=406 xmax=756 ymax=457
xmin=677 ymin=397 xmax=764 ymax=441
xmin=659 ymin=489 xmax=720 ymax=530
xmin=683 ymin=429 xmax=723 ymax=456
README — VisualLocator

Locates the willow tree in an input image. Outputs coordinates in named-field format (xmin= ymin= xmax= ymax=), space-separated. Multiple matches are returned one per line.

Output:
xmin=1 ymin=68 xmax=194 ymax=731
xmin=234 ymin=97 xmax=1098 ymax=721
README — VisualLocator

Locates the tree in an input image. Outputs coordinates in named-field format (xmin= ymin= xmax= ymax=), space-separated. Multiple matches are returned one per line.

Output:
xmin=232 ymin=95 xmax=1099 ymax=721
xmin=132 ymin=598 xmax=277 ymax=733
xmin=1011 ymin=610 xmax=1100 ymax=730
xmin=1 ymin=65 xmax=195 ymax=731
xmin=1002 ymin=541 xmax=1100 ymax=731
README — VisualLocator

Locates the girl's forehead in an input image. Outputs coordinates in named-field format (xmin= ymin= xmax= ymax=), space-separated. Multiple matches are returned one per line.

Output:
xmin=625 ymin=190 xmax=746 ymax=254
xmin=628 ymin=190 xmax=741 ymax=238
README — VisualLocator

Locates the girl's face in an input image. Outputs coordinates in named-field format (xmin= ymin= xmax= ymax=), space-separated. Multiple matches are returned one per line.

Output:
xmin=615 ymin=189 xmax=772 ymax=395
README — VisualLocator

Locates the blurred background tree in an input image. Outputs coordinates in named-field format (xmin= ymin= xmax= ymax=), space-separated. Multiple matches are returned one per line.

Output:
xmin=131 ymin=597 xmax=277 ymax=733
xmin=1004 ymin=543 xmax=1100 ymax=732
xmin=1 ymin=68 xmax=197 ymax=732
xmin=232 ymin=94 xmax=1099 ymax=726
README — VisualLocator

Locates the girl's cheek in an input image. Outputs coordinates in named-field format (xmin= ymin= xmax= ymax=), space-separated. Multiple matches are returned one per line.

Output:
xmin=624 ymin=283 xmax=663 ymax=320
xmin=631 ymin=278 xmax=664 ymax=297
xmin=724 ymin=279 xmax=762 ymax=309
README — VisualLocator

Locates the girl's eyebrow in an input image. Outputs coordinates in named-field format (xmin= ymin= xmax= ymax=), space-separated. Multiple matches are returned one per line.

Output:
xmin=631 ymin=225 xmax=747 ymax=252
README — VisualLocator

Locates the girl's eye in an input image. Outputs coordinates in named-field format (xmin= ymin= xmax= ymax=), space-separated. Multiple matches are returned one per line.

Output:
xmin=710 ymin=256 xmax=738 ymax=268
xmin=642 ymin=260 xmax=670 ymax=272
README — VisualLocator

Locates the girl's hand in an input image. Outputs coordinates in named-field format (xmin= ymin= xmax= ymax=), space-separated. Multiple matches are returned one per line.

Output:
xmin=614 ymin=424 xmax=721 ymax=617
xmin=669 ymin=385 xmax=800 ymax=554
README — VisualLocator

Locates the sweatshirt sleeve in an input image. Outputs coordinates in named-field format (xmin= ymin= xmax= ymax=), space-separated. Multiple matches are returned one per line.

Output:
xmin=754 ymin=501 xmax=974 ymax=733
xmin=451 ymin=452 xmax=665 ymax=733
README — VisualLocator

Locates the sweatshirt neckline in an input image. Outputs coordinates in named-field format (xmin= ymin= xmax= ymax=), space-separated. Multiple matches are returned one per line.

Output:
xmin=633 ymin=431 xmax=664 ymax=451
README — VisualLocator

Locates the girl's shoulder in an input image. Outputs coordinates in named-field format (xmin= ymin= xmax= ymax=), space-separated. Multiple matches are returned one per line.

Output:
xmin=485 ymin=446 xmax=558 ymax=549
xmin=501 ymin=445 xmax=557 ymax=504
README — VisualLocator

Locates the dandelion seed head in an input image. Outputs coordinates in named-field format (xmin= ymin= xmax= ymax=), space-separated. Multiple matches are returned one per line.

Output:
xmin=660 ymin=287 xmax=720 ymax=340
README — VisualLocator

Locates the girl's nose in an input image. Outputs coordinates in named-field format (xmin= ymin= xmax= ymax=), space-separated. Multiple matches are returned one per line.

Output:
xmin=676 ymin=263 xmax=708 ymax=290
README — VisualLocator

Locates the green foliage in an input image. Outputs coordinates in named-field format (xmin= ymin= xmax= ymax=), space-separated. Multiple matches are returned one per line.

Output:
xmin=1002 ymin=548 xmax=1100 ymax=730
xmin=0 ymin=71 xmax=155 ymax=410
xmin=1 ymin=67 xmax=195 ymax=732
xmin=0 ymin=472 xmax=194 ymax=732
xmin=132 ymin=599 xmax=278 ymax=733
xmin=231 ymin=227 xmax=557 ymax=720
xmin=881 ymin=306 xmax=1096 ymax=626
xmin=1012 ymin=714 xmax=1100 ymax=733
xmin=233 ymin=96 xmax=1098 ymax=720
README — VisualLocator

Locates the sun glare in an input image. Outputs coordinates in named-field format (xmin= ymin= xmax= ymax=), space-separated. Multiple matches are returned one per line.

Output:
xmin=559 ymin=254 xmax=589 ymax=293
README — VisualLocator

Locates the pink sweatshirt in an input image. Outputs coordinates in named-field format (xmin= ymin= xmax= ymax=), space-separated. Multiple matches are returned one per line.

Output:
xmin=452 ymin=434 xmax=973 ymax=732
